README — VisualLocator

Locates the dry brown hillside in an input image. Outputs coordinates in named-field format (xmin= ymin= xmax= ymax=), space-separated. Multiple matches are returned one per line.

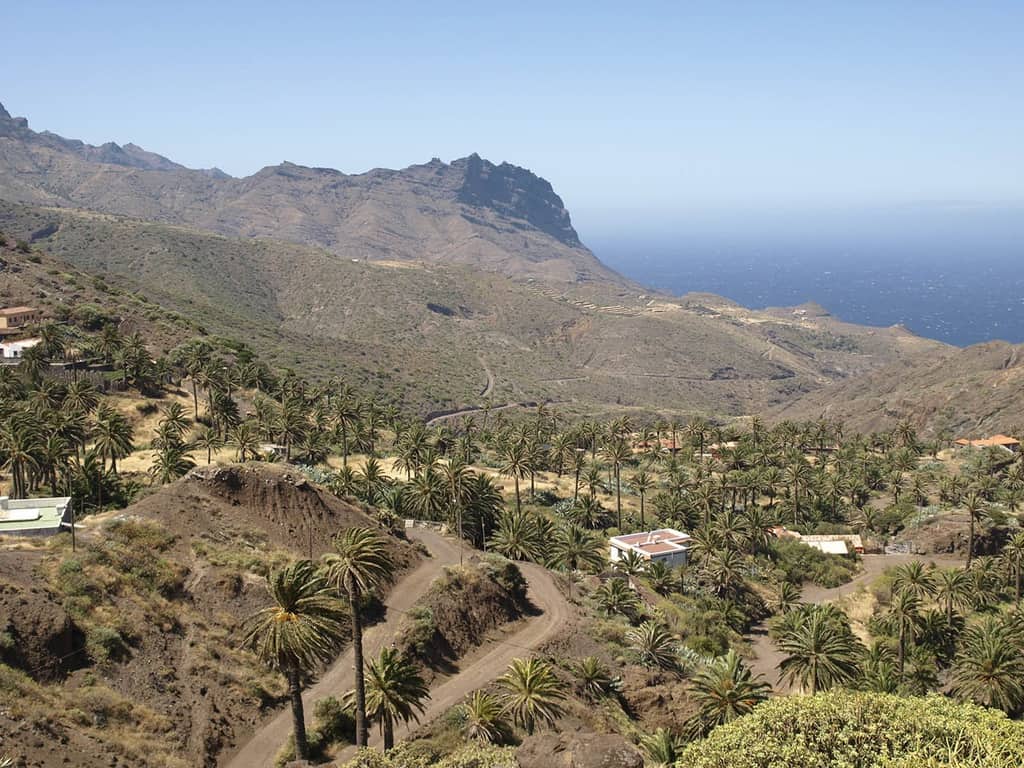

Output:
xmin=0 ymin=103 xmax=619 ymax=285
xmin=0 ymin=201 xmax=944 ymax=416
xmin=0 ymin=464 xmax=417 ymax=768
xmin=771 ymin=340 xmax=1024 ymax=436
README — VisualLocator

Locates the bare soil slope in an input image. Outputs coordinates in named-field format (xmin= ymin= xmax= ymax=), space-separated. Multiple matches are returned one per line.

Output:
xmin=0 ymin=463 xmax=417 ymax=768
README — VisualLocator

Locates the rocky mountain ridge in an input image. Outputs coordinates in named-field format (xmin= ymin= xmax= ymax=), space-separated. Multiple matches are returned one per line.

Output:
xmin=0 ymin=102 xmax=615 ymax=283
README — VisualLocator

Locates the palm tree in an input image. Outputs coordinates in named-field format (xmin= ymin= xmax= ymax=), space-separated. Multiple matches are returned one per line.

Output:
xmin=498 ymin=439 xmax=531 ymax=514
xmin=574 ymin=656 xmax=615 ymax=700
xmin=497 ymin=658 xmax=566 ymax=735
xmin=442 ymin=458 xmax=474 ymax=560
xmin=241 ymin=560 xmax=347 ymax=760
xmin=551 ymin=524 xmax=605 ymax=594
xmin=891 ymin=561 xmax=935 ymax=602
xmin=193 ymin=427 xmax=223 ymax=465
xmin=149 ymin=440 xmax=195 ymax=484
xmin=1002 ymin=531 xmax=1024 ymax=605
xmin=602 ymin=438 xmax=631 ymax=529
xmin=91 ymin=405 xmax=134 ymax=474
xmin=771 ymin=581 xmax=803 ymax=615
xmin=687 ymin=650 xmax=770 ymax=735
xmin=631 ymin=469 xmax=654 ymax=528
xmin=775 ymin=605 xmax=862 ymax=694
xmin=931 ymin=567 xmax=974 ymax=626
xmin=406 ymin=465 xmax=447 ymax=522
xmin=886 ymin=591 xmax=921 ymax=677
xmin=645 ymin=560 xmax=675 ymax=596
xmin=353 ymin=647 xmax=429 ymax=751
xmin=593 ymin=577 xmax=640 ymax=619
xmin=950 ymin=616 xmax=1024 ymax=714
xmin=962 ymin=490 xmax=987 ymax=569
xmin=628 ymin=621 xmax=679 ymax=670
xmin=322 ymin=528 xmax=395 ymax=747
xmin=613 ymin=548 xmax=647 ymax=579
xmin=333 ymin=392 xmax=362 ymax=467
xmin=640 ymin=727 xmax=685 ymax=768
xmin=461 ymin=690 xmax=506 ymax=743
xmin=489 ymin=509 xmax=540 ymax=562
xmin=230 ymin=420 xmax=261 ymax=462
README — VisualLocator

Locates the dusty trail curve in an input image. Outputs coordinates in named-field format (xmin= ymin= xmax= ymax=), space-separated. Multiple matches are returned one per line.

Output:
xmin=223 ymin=529 xmax=461 ymax=768
xmin=334 ymin=561 xmax=570 ymax=762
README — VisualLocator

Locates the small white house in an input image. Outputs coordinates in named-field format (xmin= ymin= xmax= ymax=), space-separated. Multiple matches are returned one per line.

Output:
xmin=609 ymin=528 xmax=691 ymax=568
xmin=0 ymin=337 xmax=41 ymax=359
xmin=0 ymin=495 xmax=72 ymax=536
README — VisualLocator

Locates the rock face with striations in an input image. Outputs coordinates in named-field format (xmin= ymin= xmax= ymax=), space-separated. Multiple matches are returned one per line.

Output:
xmin=0 ymin=102 xmax=619 ymax=284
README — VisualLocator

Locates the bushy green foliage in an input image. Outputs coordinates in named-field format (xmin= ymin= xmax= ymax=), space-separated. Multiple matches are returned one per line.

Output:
xmin=338 ymin=744 xmax=517 ymax=768
xmin=770 ymin=539 xmax=859 ymax=588
xmin=678 ymin=692 xmax=1024 ymax=768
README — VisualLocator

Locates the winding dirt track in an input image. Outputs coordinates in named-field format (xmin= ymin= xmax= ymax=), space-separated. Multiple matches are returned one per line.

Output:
xmin=334 ymin=560 xmax=569 ymax=762
xmin=748 ymin=553 xmax=965 ymax=691
xmin=223 ymin=529 xmax=460 ymax=768
xmin=223 ymin=531 xmax=569 ymax=767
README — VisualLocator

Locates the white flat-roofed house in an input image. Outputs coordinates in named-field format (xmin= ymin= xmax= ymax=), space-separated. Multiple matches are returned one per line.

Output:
xmin=0 ymin=495 xmax=72 ymax=536
xmin=609 ymin=527 xmax=691 ymax=568
xmin=0 ymin=337 xmax=41 ymax=360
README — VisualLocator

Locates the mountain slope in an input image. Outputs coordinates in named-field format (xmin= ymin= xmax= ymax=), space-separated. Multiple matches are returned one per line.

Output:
xmin=0 ymin=200 xmax=943 ymax=415
xmin=771 ymin=340 xmax=1024 ymax=436
xmin=0 ymin=102 xmax=619 ymax=284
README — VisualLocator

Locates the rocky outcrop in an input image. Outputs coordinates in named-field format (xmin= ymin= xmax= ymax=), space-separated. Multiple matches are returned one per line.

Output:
xmin=517 ymin=732 xmax=644 ymax=768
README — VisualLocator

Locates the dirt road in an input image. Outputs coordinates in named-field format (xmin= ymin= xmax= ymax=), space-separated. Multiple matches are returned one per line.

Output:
xmin=334 ymin=561 xmax=570 ymax=762
xmin=222 ymin=528 xmax=461 ymax=768
xmin=748 ymin=552 xmax=964 ymax=691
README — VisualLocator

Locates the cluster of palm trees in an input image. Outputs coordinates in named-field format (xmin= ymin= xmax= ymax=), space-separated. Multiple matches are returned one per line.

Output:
xmin=243 ymin=527 xmax=404 ymax=760
xmin=769 ymin=559 xmax=1024 ymax=715
xmin=0 ymin=367 xmax=136 ymax=510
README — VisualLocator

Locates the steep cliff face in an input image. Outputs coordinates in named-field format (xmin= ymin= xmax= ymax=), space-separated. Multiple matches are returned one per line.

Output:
xmin=455 ymin=153 xmax=581 ymax=246
xmin=0 ymin=102 xmax=615 ymax=283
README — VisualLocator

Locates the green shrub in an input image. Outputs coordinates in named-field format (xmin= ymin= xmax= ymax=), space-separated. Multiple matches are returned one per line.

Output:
xmin=770 ymin=539 xmax=858 ymax=587
xmin=86 ymin=626 xmax=126 ymax=663
xmin=14 ymin=239 xmax=30 ymax=253
xmin=679 ymin=692 xmax=1024 ymax=768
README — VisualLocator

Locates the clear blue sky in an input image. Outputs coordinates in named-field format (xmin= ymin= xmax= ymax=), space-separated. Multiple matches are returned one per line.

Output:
xmin=4 ymin=1 xmax=1022 ymax=240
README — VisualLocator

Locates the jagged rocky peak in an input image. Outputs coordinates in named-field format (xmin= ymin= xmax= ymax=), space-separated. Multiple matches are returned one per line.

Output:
xmin=0 ymin=102 xmax=29 ymax=133
xmin=453 ymin=153 xmax=581 ymax=247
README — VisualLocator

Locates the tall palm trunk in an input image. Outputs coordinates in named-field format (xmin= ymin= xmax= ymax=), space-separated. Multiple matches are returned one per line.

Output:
xmin=514 ymin=475 xmax=521 ymax=514
xmin=383 ymin=717 xmax=395 ymax=752
xmin=615 ymin=465 xmax=622 ymax=529
xmin=348 ymin=579 xmax=369 ymax=747
xmin=287 ymin=664 xmax=310 ymax=759
xmin=897 ymin=626 xmax=906 ymax=676
xmin=639 ymin=491 xmax=645 ymax=528
xmin=966 ymin=513 xmax=975 ymax=570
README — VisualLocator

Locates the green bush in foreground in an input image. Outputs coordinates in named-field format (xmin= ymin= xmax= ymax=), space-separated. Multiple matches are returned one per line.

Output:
xmin=679 ymin=691 xmax=1024 ymax=768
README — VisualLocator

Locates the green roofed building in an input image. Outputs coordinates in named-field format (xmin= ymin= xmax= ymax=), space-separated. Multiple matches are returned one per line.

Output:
xmin=0 ymin=495 xmax=72 ymax=536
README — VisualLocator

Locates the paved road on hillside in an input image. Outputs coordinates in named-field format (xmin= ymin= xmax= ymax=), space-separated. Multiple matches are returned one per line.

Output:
xmin=223 ymin=528 xmax=461 ymax=768
xmin=333 ymin=560 xmax=570 ymax=762
xmin=748 ymin=552 xmax=965 ymax=691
